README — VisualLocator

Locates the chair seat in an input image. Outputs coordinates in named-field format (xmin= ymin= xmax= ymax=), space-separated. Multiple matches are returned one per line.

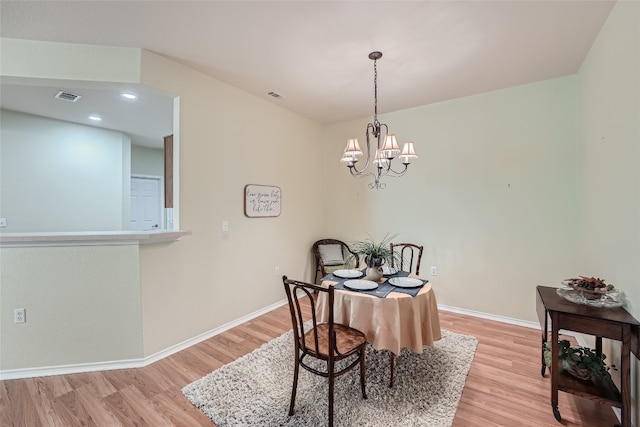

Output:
xmin=304 ymin=323 xmax=366 ymax=358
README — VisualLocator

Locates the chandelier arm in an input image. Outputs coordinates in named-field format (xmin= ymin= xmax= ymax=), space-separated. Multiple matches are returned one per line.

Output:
xmin=350 ymin=123 xmax=375 ymax=175
xmin=378 ymin=123 xmax=388 ymax=149
xmin=350 ymin=169 xmax=377 ymax=180
xmin=378 ymin=122 xmax=389 ymax=143
xmin=365 ymin=122 xmax=374 ymax=164
xmin=381 ymin=164 xmax=409 ymax=177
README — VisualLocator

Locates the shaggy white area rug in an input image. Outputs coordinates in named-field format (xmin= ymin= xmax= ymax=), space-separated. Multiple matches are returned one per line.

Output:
xmin=182 ymin=329 xmax=477 ymax=427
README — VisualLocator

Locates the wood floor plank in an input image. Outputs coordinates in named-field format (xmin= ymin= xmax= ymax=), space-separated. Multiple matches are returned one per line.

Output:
xmin=118 ymin=384 xmax=176 ymax=426
xmin=102 ymin=388 xmax=147 ymax=426
xmin=3 ymin=380 xmax=43 ymax=427
xmin=0 ymin=303 xmax=622 ymax=426
xmin=23 ymin=378 xmax=65 ymax=426
xmin=40 ymin=375 xmax=73 ymax=398
xmin=101 ymin=368 xmax=168 ymax=401
xmin=149 ymin=390 xmax=213 ymax=427
xmin=73 ymin=383 xmax=123 ymax=427
xmin=52 ymin=387 xmax=98 ymax=427
xmin=0 ymin=380 xmax=11 ymax=427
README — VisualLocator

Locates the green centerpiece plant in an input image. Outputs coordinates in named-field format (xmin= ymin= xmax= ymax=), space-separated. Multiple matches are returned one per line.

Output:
xmin=351 ymin=234 xmax=399 ymax=281
xmin=544 ymin=339 xmax=612 ymax=382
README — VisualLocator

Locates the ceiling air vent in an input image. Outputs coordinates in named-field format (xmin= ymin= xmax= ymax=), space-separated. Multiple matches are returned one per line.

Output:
xmin=267 ymin=91 xmax=283 ymax=99
xmin=55 ymin=90 xmax=81 ymax=102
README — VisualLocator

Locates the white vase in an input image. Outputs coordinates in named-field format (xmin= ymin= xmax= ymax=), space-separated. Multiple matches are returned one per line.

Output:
xmin=366 ymin=266 xmax=384 ymax=281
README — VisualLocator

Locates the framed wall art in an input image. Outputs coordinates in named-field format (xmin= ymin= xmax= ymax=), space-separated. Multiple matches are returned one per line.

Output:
xmin=244 ymin=184 xmax=281 ymax=217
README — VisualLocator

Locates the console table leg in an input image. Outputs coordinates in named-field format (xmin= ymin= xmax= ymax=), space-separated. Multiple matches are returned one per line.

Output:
xmin=540 ymin=332 xmax=547 ymax=376
xmin=548 ymin=306 xmax=560 ymax=424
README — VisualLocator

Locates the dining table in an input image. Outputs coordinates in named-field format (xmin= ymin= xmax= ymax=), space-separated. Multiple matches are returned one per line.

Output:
xmin=317 ymin=269 xmax=442 ymax=356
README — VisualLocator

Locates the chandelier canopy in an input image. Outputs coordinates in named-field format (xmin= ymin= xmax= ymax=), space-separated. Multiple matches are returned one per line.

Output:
xmin=341 ymin=51 xmax=417 ymax=189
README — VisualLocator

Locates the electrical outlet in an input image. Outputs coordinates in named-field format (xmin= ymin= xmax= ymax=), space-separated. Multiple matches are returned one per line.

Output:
xmin=430 ymin=266 xmax=437 ymax=276
xmin=275 ymin=266 xmax=280 ymax=276
xmin=14 ymin=308 xmax=25 ymax=323
xmin=0 ymin=218 xmax=6 ymax=228
xmin=222 ymin=220 xmax=229 ymax=232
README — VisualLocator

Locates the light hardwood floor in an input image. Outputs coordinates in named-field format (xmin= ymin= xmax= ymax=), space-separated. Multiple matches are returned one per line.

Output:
xmin=1 ymin=304 xmax=621 ymax=426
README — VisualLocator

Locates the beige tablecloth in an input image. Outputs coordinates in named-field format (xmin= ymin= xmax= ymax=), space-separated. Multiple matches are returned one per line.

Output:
xmin=318 ymin=276 xmax=442 ymax=355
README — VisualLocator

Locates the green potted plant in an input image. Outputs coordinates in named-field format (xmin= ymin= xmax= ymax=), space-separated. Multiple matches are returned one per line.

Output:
xmin=351 ymin=234 xmax=398 ymax=280
xmin=544 ymin=339 xmax=611 ymax=382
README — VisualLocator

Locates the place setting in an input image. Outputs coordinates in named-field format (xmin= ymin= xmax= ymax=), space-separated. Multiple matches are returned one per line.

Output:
xmin=332 ymin=268 xmax=364 ymax=279
xmin=325 ymin=266 xmax=428 ymax=297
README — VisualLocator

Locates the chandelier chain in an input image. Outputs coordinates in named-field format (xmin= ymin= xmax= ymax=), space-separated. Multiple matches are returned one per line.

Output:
xmin=373 ymin=58 xmax=378 ymax=123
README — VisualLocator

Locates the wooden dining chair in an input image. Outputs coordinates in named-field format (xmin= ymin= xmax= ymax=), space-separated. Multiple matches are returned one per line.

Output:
xmin=312 ymin=239 xmax=360 ymax=283
xmin=390 ymin=242 xmax=424 ymax=275
xmin=388 ymin=242 xmax=424 ymax=387
xmin=282 ymin=276 xmax=367 ymax=427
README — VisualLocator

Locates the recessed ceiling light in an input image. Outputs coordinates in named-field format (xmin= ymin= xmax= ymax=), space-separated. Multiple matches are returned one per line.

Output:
xmin=88 ymin=115 xmax=102 ymax=121
xmin=121 ymin=92 xmax=138 ymax=100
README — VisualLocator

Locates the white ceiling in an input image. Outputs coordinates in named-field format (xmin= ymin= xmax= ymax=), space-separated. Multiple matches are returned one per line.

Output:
xmin=0 ymin=79 xmax=175 ymax=148
xmin=0 ymin=1 xmax=616 ymax=146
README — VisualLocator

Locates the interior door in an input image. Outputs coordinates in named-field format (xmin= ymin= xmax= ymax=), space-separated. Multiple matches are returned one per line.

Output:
xmin=130 ymin=176 xmax=162 ymax=231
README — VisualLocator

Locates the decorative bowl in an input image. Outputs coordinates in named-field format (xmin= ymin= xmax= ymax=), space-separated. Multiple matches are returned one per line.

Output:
xmin=561 ymin=276 xmax=614 ymax=301
xmin=558 ymin=276 xmax=624 ymax=308
xmin=556 ymin=287 xmax=625 ymax=308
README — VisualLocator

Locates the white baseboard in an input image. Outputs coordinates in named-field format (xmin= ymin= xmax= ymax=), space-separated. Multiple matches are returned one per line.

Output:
xmin=0 ymin=300 xmax=589 ymax=380
xmin=0 ymin=297 xmax=290 ymax=380
xmin=438 ymin=304 xmax=541 ymax=329
xmin=0 ymin=358 xmax=144 ymax=380
xmin=142 ymin=298 xmax=289 ymax=365
xmin=437 ymin=304 xmax=589 ymax=346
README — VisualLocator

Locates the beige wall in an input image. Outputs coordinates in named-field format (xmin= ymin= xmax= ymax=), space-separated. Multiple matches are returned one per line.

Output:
xmin=137 ymin=50 xmax=325 ymax=356
xmin=131 ymin=145 xmax=164 ymax=177
xmin=0 ymin=38 xmax=140 ymax=83
xmin=578 ymin=0 xmax=639 ymax=322
xmin=323 ymin=76 xmax=580 ymax=322
xmin=577 ymin=1 xmax=639 ymax=423
xmin=0 ymin=245 xmax=142 ymax=369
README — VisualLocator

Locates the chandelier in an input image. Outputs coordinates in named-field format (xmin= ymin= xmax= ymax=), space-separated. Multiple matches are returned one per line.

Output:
xmin=340 ymin=51 xmax=418 ymax=189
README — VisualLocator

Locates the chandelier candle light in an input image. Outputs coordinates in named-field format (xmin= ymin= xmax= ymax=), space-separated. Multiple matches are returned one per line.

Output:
xmin=341 ymin=51 xmax=418 ymax=189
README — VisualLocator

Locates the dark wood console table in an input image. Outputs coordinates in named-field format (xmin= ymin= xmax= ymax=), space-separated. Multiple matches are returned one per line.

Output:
xmin=536 ymin=286 xmax=639 ymax=427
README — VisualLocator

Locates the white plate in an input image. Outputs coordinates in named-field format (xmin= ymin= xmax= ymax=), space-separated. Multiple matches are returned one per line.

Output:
xmin=382 ymin=266 xmax=398 ymax=275
xmin=333 ymin=269 xmax=363 ymax=279
xmin=389 ymin=277 xmax=423 ymax=288
xmin=344 ymin=279 xmax=378 ymax=290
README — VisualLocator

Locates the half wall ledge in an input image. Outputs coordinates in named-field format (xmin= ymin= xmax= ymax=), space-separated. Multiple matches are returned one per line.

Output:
xmin=0 ymin=230 xmax=191 ymax=247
